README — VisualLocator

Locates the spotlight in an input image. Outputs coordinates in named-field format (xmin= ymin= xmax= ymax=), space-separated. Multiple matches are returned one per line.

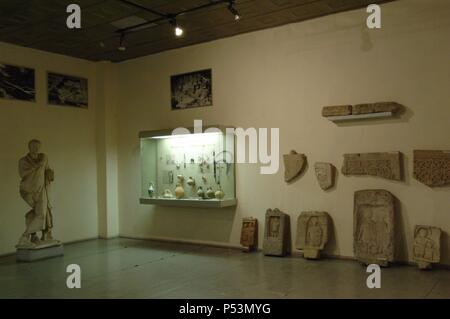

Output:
xmin=228 ymin=1 xmax=240 ymax=21
xmin=118 ymin=33 xmax=126 ymax=51
xmin=170 ymin=19 xmax=184 ymax=37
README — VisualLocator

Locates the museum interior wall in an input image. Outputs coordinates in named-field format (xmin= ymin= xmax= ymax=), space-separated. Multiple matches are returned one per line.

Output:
xmin=115 ymin=0 xmax=450 ymax=265
xmin=0 ymin=42 xmax=114 ymax=255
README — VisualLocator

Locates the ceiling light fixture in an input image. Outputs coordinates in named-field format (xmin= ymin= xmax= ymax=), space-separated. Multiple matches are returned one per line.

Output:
xmin=170 ymin=19 xmax=184 ymax=37
xmin=118 ymin=33 xmax=126 ymax=51
xmin=228 ymin=0 xmax=240 ymax=21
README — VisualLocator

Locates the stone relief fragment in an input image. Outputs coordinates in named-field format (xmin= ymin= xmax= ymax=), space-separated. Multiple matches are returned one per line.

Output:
xmin=240 ymin=217 xmax=258 ymax=252
xmin=342 ymin=152 xmax=402 ymax=181
xmin=283 ymin=150 xmax=307 ymax=183
xmin=263 ymin=208 xmax=290 ymax=256
xmin=413 ymin=225 xmax=441 ymax=270
xmin=314 ymin=162 xmax=336 ymax=190
xmin=352 ymin=102 xmax=402 ymax=115
xmin=296 ymin=212 xmax=330 ymax=259
xmin=322 ymin=105 xmax=352 ymax=117
xmin=354 ymin=190 xmax=395 ymax=267
xmin=413 ymin=150 xmax=450 ymax=187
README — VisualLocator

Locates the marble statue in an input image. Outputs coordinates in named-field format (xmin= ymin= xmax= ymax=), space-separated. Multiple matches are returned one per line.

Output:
xmin=314 ymin=162 xmax=335 ymax=190
xmin=413 ymin=225 xmax=441 ymax=270
xmin=354 ymin=190 xmax=395 ymax=266
xmin=240 ymin=217 xmax=258 ymax=252
xmin=17 ymin=139 xmax=60 ymax=249
xmin=296 ymin=212 xmax=330 ymax=259
xmin=263 ymin=208 xmax=290 ymax=256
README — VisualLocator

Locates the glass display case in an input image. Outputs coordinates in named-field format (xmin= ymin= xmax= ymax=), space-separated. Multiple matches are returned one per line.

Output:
xmin=139 ymin=126 xmax=237 ymax=208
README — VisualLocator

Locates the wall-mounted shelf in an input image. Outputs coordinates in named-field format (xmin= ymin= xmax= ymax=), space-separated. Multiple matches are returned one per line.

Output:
xmin=326 ymin=112 xmax=393 ymax=122
xmin=140 ymin=197 xmax=237 ymax=208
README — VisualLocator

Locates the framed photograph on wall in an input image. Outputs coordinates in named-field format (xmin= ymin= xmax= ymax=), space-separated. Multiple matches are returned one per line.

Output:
xmin=171 ymin=69 xmax=212 ymax=110
xmin=47 ymin=72 xmax=88 ymax=108
xmin=0 ymin=63 xmax=35 ymax=102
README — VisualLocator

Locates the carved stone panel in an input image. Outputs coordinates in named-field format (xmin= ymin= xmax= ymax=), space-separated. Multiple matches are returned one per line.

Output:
xmin=296 ymin=212 xmax=330 ymax=259
xmin=240 ymin=217 xmax=258 ymax=252
xmin=354 ymin=190 xmax=395 ymax=266
xmin=263 ymin=208 xmax=290 ymax=256
xmin=322 ymin=105 xmax=352 ymax=117
xmin=283 ymin=150 xmax=306 ymax=182
xmin=342 ymin=152 xmax=402 ymax=181
xmin=314 ymin=162 xmax=335 ymax=190
xmin=413 ymin=150 xmax=450 ymax=187
xmin=413 ymin=225 xmax=441 ymax=270
xmin=352 ymin=102 xmax=401 ymax=115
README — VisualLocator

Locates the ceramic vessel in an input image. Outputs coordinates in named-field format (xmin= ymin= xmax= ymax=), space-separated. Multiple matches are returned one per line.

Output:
xmin=206 ymin=187 xmax=215 ymax=199
xmin=163 ymin=189 xmax=173 ymax=198
xmin=175 ymin=184 xmax=185 ymax=199
xmin=187 ymin=177 xmax=195 ymax=187
xmin=215 ymin=186 xmax=225 ymax=200
xmin=148 ymin=183 xmax=155 ymax=197
xmin=197 ymin=186 xmax=205 ymax=198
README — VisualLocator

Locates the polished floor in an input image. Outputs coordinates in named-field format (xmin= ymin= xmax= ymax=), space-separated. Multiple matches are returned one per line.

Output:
xmin=0 ymin=238 xmax=449 ymax=299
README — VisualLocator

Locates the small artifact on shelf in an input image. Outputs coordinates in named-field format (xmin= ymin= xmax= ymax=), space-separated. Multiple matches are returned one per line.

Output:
xmin=177 ymin=175 xmax=184 ymax=183
xmin=354 ymin=189 xmax=395 ymax=267
xmin=197 ymin=186 xmax=205 ymax=199
xmin=162 ymin=189 xmax=173 ymax=198
xmin=240 ymin=217 xmax=258 ymax=252
xmin=263 ymin=208 xmax=290 ymax=257
xmin=206 ymin=187 xmax=215 ymax=199
xmin=314 ymin=162 xmax=335 ymax=190
xmin=342 ymin=152 xmax=402 ymax=181
xmin=322 ymin=102 xmax=402 ymax=118
xmin=215 ymin=185 xmax=225 ymax=200
xmin=175 ymin=184 xmax=185 ymax=199
xmin=413 ymin=150 xmax=450 ymax=187
xmin=148 ymin=182 xmax=155 ymax=198
xmin=283 ymin=150 xmax=307 ymax=183
xmin=296 ymin=212 xmax=330 ymax=259
xmin=413 ymin=225 xmax=441 ymax=270
xmin=187 ymin=177 xmax=196 ymax=187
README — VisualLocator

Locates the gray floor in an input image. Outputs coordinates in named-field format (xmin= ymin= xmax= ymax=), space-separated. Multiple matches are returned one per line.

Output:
xmin=0 ymin=238 xmax=448 ymax=299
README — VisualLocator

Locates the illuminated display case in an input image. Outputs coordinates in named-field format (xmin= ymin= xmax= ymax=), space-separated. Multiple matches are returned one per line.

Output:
xmin=139 ymin=126 xmax=237 ymax=208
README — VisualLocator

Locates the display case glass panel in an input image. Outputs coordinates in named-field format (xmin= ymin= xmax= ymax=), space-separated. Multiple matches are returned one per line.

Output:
xmin=140 ymin=126 xmax=236 ymax=208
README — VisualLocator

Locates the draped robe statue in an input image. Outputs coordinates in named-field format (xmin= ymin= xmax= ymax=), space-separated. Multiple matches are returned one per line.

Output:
xmin=17 ymin=140 xmax=56 ymax=248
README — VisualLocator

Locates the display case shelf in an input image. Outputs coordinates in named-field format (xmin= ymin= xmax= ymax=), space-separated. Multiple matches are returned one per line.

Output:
xmin=326 ymin=112 xmax=393 ymax=122
xmin=139 ymin=125 xmax=236 ymax=208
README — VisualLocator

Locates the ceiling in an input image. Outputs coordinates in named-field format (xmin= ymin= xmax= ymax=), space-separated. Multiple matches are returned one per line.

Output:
xmin=0 ymin=0 xmax=393 ymax=63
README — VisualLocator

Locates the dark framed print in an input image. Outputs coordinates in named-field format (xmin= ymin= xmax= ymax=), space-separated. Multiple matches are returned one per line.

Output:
xmin=0 ymin=63 xmax=35 ymax=102
xmin=171 ymin=69 xmax=212 ymax=110
xmin=47 ymin=72 xmax=88 ymax=108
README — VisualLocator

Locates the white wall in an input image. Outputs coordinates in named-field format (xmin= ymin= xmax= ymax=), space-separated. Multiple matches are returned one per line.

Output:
xmin=0 ymin=43 xmax=100 ymax=255
xmin=115 ymin=0 xmax=450 ymax=265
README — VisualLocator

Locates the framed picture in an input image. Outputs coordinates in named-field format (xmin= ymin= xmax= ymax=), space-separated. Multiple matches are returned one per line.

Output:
xmin=0 ymin=63 xmax=35 ymax=102
xmin=171 ymin=69 xmax=212 ymax=110
xmin=47 ymin=72 xmax=88 ymax=108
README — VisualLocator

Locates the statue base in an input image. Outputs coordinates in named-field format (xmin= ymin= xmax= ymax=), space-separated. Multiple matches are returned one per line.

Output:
xmin=16 ymin=241 xmax=64 ymax=262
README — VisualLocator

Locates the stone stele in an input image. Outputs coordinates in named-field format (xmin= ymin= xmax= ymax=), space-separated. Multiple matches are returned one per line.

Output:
xmin=413 ymin=225 xmax=441 ymax=270
xmin=352 ymin=102 xmax=402 ymax=115
xmin=342 ymin=152 xmax=402 ymax=181
xmin=263 ymin=208 xmax=290 ymax=257
xmin=240 ymin=217 xmax=258 ymax=252
xmin=283 ymin=150 xmax=307 ymax=183
xmin=354 ymin=190 xmax=395 ymax=267
xmin=295 ymin=211 xmax=330 ymax=259
xmin=322 ymin=105 xmax=352 ymax=117
xmin=314 ymin=162 xmax=335 ymax=190
xmin=413 ymin=150 xmax=450 ymax=187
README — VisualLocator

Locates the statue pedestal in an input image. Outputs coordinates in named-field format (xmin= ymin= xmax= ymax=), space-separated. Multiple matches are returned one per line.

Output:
xmin=16 ymin=242 xmax=64 ymax=262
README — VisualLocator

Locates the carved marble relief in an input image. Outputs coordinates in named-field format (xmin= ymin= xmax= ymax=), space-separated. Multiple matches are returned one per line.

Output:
xmin=413 ymin=225 xmax=441 ymax=270
xmin=283 ymin=150 xmax=306 ymax=183
xmin=322 ymin=105 xmax=352 ymax=117
xmin=240 ymin=217 xmax=258 ymax=252
xmin=314 ymin=162 xmax=335 ymax=190
xmin=296 ymin=212 xmax=330 ymax=259
xmin=354 ymin=190 xmax=395 ymax=266
xmin=263 ymin=208 xmax=290 ymax=256
xmin=342 ymin=152 xmax=402 ymax=181
xmin=413 ymin=150 xmax=450 ymax=187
